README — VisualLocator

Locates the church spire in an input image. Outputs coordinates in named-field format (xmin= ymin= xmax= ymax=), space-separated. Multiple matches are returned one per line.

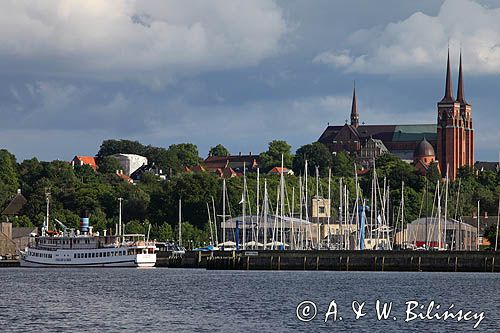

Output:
xmin=457 ymin=51 xmax=467 ymax=104
xmin=441 ymin=48 xmax=454 ymax=103
xmin=350 ymin=82 xmax=359 ymax=128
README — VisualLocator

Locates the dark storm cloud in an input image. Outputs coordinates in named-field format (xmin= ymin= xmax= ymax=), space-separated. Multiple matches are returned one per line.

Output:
xmin=0 ymin=0 xmax=498 ymax=162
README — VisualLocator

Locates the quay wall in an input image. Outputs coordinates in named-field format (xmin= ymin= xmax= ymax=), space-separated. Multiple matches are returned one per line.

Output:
xmin=158 ymin=250 xmax=500 ymax=273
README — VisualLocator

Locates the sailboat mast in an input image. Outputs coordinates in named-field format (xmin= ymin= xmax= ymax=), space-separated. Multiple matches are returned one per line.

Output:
xmin=304 ymin=160 xmax=309 ymax=248
xmin=495 ymin=196 xmax=500 ymax=252
xmin=477 ymin=200 xmax=480 ymax=251
xmin=437 ymin=181 xmax=441 ymax=249
xmin=263 ymin=179 xmax=268 ymax=250
xmin=339 ymin=177 xmax=343 ymax=249
xmin=256 ymin=168 xmax=260 ymax=248
xmin=206 ymin=202 xmax=214 ymax=246
xmin=327 ymin=168 xmax=331 ymax=249
xmin=444 ymin=165 xmax=449 ymax=250
xmin=315 ymin=166 xmax=320 ymax=250
xmin=243 ymin=162 xmax=247 ymax=250
xmin=291 ymin=186 xmax=295 ymax=250
xmin=299 ymin=175 xmax=303 ymax=249
xmin=44 ymin=189 xmax=50 ymax=236
xmin=425 ymin=177 xmax=428 ymax=248
xmin=401 ymin=181 xmax=405 ymax=249
xmin=222 ymin=179 xmax=226 ymax=246
xmin=280 ymin=155 xmax=285 ymax=248
xmin=212 ymin=196 xmax=218 ymax=246
xmin=354 ymin=163 xmax=360 ymax=250
xmin=178 ymin=198 xmax=182 ymax=247
xmin=118 ymin=197 xmax=123 ymax=243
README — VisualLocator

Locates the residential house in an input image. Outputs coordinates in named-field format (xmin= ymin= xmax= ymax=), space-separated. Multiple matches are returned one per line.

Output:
xmin=204 ymin=153 xmax=261 ymax=173
xmin=267 ymin=167 xmax=294 ymax=176
xmin=71 ymin=156 xmax=98 ymax=171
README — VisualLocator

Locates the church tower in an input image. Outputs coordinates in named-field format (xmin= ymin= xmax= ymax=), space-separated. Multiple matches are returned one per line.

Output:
xmin=437 ymin=50 xmax=473 ymax=180
xmin=350 ymin=84 xmax=359 ymax=128
xmin=457 ymin=52 xmax=474 ymax=169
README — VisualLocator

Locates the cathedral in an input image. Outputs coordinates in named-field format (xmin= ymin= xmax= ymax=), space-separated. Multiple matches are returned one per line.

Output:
xmin=318 ymin=51 xmax=474 ymax=180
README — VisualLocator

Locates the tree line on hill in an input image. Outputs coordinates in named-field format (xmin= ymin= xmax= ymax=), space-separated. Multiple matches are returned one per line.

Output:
xmin=0 ymin=139 xmax=499 ymax=248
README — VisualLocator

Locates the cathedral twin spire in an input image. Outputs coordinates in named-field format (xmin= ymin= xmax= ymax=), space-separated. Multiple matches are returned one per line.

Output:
xmin=350 ymin=49 xmax=466 ymax=129
xmin=441 ymin=49 xmax=467 ymax=105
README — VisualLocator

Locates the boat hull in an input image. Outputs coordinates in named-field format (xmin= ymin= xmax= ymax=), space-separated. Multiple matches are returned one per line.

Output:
xmin=20 ymin=254 xmax=156 ymax=268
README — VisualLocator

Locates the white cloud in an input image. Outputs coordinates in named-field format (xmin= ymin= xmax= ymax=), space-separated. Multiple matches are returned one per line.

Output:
xmin=0 ymin=0 xmax=287 ymax=84
xmin=313 ymin=50 xmax=353 ymax=67
xmin=313 ymin=0 xmax=500 ymax=74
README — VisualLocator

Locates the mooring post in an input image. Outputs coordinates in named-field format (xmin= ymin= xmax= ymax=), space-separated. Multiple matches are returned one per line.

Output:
xmin=303 ymin=256 xmax=307 ymax=270
xmin=316 ymin=256 xmax=319 ymax=270
xmin=278 ymin=255 xmax=281 ymax=271
xmin=418 ymin=256 xmax=421 ymax=271
xmin=247 ymin=256 xmax=250 ymax=270
xmin=492 ymin=257 xmax=495 ymax=273
xmin=382 ymin=256 xmax=385 ymax=271
xmin=455 ymin=257 xmax=458 ymax=272
xmin=346 ymin=256 xmax=350 ymax=271
xmin=270 ymin=256 xmax=273 ymax=270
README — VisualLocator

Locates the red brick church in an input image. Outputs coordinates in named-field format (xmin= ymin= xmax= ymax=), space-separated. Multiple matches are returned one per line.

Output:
xmin=318 ymin=51 xmax=474 ymax=180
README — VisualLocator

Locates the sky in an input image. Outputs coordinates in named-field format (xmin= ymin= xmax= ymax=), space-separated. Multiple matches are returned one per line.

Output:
xmin=1 ymin=0 xmax=499 ymax=162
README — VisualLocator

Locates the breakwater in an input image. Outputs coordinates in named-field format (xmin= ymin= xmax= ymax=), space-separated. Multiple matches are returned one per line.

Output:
xmin=157 ymin=250 xmax=500 ymax=272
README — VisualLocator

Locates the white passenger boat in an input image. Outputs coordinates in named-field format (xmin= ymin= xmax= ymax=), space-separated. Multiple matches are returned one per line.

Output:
xmin=20 ymin=231 xmax=157 ymax=268
xmin=20 ymin=195 xmax=156 ymax=268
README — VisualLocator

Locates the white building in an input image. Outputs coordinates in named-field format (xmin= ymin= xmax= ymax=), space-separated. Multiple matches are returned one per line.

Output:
xmin=112 ymin=154 xmax=148 ymax=176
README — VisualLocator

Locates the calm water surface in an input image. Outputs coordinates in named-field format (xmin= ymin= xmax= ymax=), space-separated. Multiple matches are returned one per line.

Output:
xmin=0 ymin=268 xmax=498 ymax=332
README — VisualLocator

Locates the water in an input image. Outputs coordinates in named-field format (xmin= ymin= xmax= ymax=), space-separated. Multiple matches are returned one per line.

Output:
xmin=0 ymin=268 xmax=498 ymax=332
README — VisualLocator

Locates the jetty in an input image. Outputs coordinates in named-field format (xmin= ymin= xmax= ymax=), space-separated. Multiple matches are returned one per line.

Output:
xmin=157 ymin=250 xmax=500 ymax=273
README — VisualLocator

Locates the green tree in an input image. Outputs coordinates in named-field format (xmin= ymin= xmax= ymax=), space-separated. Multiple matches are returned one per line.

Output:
xmin=157 ymin=223 xmax=173 ymax=241
xmin=168 ymin=143 xmax=201 ymax=168
xmin=426 ymin=162 xmax=441 ymax=184
xmin=373 ymin=153 xmax=423 ymax=191
xmin=209 ymin=144 xmax=230 ymax=157
xmin=144 ymin=146 xmax=179 ymax=171
xmin=0 ymin=149 xmax=19 ymax=206
xmin=98 ymin=156 xmax=122 ymax=174
xmin=175 ymin=222 xmax=208 ymax=248
xmin=292 ymin=142 xmax=332 ymax=177
xmin=331 ymin=151 xmax=354 ymax=177
xmin=125 ymin=220 xmax=146 ymax=234
xmin=259 ymin=140 xmax=293 ymax=172
xmin=96 ymin=139 xmax=146 ymax=160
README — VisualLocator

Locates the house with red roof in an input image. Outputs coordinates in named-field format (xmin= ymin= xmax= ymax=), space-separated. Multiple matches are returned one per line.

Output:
xmin=267 ymin=166 xmax=294 ymax=176
xmin=71 ymin=156 xmax=98 ymax=171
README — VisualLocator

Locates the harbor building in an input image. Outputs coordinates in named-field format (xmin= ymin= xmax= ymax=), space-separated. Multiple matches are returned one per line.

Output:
xmin=404 ymin=217 xmax=478 ymax=250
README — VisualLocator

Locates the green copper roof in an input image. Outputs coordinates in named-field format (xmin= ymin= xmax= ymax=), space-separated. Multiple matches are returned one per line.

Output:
xmin=392 ymin=124 xmax=437 ymax=142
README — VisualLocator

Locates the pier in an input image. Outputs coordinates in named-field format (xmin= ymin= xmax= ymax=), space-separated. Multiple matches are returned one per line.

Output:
xmin=157 ymin=250 xmax=500 ymax=273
